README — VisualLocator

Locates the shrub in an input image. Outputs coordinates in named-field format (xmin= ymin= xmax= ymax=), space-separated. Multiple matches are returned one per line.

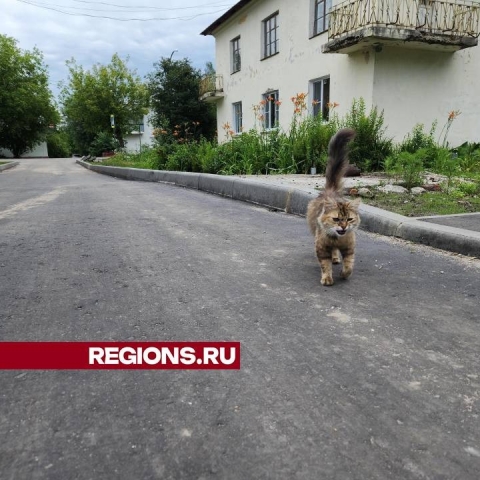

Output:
xmin=340 ymin=98 xmax=393 ymax=171
xmin=291 ymin=115 xmax=336 ymax=173
xmin=432 ymin=148 xmax=460 ymax=193
xmin=384 ymin=151 xmax=424 ymax=189
xmin=399 ymin=123 xmax=437 ymax=153
xmin=89 ymin=131 xmax=121 ymax=157
xmin=47 ymin=131 xmax=71 ymax=158
xmin=456 ymin=181 xmax=479 ymax=196
xmin=456 ymin=142 xmax=480 ymax=174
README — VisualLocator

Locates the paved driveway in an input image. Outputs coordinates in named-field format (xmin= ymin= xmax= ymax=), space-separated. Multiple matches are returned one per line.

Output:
xmin=1 ymin=159 xmax=479 ymax=479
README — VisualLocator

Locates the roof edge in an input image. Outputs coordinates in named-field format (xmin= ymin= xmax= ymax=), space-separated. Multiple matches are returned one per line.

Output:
xmin=201 ymin=0 xmax=255 ymax=36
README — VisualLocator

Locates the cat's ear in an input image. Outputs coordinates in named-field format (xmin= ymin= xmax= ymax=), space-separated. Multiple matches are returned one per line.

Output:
xmin=347 ymin=197 xmax=361 ymax=210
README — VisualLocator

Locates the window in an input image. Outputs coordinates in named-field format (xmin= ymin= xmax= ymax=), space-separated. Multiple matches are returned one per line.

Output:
xmin=263 ymin=12 xmax=279 ymax=58
xmin=129 ymin=119 xmax=145 ymax=134
xmin=311 ymin=77 xmax=330 ymax=119
xmin=231 ymin=36 xmax=241 ymax=73
xmin=314 ymin=0 xmax=332 ymax=35
xmin=233 ymin=102 xmax=243 ymax=134
xmin=262 ymin=91 xmax=280 ymax=130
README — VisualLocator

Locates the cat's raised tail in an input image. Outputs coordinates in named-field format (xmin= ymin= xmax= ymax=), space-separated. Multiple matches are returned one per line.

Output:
xmin=324 ymin=128 xmax=356 ymax=194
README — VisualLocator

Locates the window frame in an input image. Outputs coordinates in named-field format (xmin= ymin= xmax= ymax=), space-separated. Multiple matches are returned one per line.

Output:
xmin=313 ymin=0 xmax=332 ymax=36
xmin=233 ymin=101 xmax=243 ymax=134
xmin=262 ymin=12 xmax=279 ymax=59
xmin=231 ymin=36 xmax=241 ymax=74
xmin=310 ymin=77 xmax=330 ymax=120
xmin=262 ymin=90 xmax=280 ymax=130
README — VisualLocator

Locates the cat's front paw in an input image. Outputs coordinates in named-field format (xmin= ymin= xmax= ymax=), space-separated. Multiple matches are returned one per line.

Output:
xmin=321 ymin=275 xmax=334 ymax=286
xmin=340 ymin=267 xmax=353 ymax=279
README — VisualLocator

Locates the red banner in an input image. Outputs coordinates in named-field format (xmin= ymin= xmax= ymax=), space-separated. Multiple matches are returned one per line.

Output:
xmin=0 ymin=342 xmax=241 ymax=370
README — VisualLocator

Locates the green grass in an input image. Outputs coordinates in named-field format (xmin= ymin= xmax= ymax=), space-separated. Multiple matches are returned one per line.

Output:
xmin=92 ymin=153 xmax=156 ymax=170
xmin=362 ymin=191 xmax=480 ymax=217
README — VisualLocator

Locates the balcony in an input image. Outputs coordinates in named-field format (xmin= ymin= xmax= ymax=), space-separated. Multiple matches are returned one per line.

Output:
xmin=322 ymin=0 xmax=480 ymax=53
xmin=199 ymin=74 xmax=224 ymax=102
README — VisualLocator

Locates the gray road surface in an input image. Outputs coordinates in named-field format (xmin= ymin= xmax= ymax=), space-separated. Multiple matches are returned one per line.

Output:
xmin=1 ymin=159 xmax=479 ymax=479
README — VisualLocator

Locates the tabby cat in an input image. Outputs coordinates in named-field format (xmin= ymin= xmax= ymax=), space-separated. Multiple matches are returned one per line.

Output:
xmin=306 ymin=128 xmax=361 ymax=286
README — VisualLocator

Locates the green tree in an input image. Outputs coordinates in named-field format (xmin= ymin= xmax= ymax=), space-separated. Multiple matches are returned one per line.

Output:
xmin=147 ymin=57 xmax=216 ymax=140
xmin=0 ymin=35 xmax=58 ymax=157
xmin=60 ymin=54 xmax=148 ymax=153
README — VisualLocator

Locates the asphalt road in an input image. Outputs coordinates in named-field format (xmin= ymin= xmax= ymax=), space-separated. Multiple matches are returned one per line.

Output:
xmin=1 ymin=159 xmax=479 ymax=480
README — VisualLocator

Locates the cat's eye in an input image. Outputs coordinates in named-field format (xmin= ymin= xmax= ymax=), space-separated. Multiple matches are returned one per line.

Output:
xmin=347 ymin=218 xmax=354 ymax=222
xmin=332 ymin=217 xmax=340 ymax=222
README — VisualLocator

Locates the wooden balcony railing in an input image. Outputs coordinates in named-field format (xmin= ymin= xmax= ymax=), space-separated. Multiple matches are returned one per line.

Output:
xmin=199 ymin=74 xmax=224 ymax=101
xmin=328 ymin=0 xmax=480 ymax=40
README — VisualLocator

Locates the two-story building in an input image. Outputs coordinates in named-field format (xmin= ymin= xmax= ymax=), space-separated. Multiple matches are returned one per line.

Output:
xmin=201 ymin=0 xmax=480 ymax=146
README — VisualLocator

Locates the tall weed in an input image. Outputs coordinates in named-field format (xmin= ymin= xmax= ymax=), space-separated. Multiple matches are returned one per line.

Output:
xmin=340 ymin=98 xmax=393 ymax=171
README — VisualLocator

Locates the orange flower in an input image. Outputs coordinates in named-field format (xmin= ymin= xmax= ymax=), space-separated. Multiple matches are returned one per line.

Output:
xmin=327 ymin=101 xmax=339 ymax=109
xmin=448 ymin=110 xmax=461 ymax=121
xmin=275 ymin=100 xmax=282 ymax=106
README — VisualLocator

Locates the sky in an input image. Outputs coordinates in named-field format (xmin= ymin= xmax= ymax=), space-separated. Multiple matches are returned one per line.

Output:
xmin=1 ymin=0 xmax=238 ymax=98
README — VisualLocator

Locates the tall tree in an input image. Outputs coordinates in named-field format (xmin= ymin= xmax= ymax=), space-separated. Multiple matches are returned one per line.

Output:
xmin=60 ymin=54 xmax=148 ymax=153
xmin=0 ymin=35 xmax=58 ymax=157
xmin=147 ymin=57 xmax=216 ymax=140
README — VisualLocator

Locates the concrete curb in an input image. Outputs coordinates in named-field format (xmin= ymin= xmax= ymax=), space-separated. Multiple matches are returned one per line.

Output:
xmin=0 ymin=161 xmax=19 ymax=172
xmin=76 ymin=160 xmax=480 ymax=258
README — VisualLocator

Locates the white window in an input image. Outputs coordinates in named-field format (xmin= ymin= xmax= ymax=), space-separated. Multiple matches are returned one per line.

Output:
xmin=311 ymin=77 xmax=330 ymax=119
xmin=231 ymin=36 xmax=241 ymax=73
xmin=233 ymin=102 xmax=243 ymax=134
xmin=262 ymin=91 xmax=279 ymax=130
xmin=313 ymin=0 xmax=332 ymax=35
xmin=263 ymin=12 xmax=279 ymax=58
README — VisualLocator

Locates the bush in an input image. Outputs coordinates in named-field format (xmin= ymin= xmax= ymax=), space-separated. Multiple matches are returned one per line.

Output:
xmin=456 ymin=142 xmax=480 ymax=174
xmin=456 ymin=181 xmax=479 ymax=196
xmin=384 ymin=151 xmax=424 ymax=189
xmin=164 ymin=143 xmax=197 ymax=171
xmin=89 ymin=131 xmax=121 ymax=157
xmin=291 ymin=116 xmax=336 ymax=174
xmin=100 ymin=98 xmax=479 ymax=184
xmin=399 ymin=123 xmax=437 ymax=153
xmin=340 ymin=98 xmax=393 ymax=171
xmin=47 ymin=131 xmax=71 ymax=158
xmin=197 ymin=138 xmax=222 ymax=173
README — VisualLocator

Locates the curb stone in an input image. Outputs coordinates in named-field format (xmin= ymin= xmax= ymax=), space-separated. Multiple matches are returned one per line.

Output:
xmin=76 ymin=160 xmax=480 ymax=258
xmin=0 ymin=161 xmax=19 ymax=172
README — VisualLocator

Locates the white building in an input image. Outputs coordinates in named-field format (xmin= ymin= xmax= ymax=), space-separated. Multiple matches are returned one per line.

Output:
xmin=124 ymin=113 xmax=156 ymax=153
xmin=201 ymin=0 xmax=480 ymax=146
xmin=0 ymin=142 xmax=48 ymax=158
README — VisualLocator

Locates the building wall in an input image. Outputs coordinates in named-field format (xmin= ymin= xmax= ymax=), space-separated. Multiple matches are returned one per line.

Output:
xmin=124 ymin=113 xmax=155 ymax=153
xmin=0 ymin=142 xmax=49 ymax=158
xmin=213 ymin=0 xmax=375 ymax=142
xmin=372 ymin=45 xmax=480 ymax=146
xmin=209 ymin=0 xmax=480 ymax=146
